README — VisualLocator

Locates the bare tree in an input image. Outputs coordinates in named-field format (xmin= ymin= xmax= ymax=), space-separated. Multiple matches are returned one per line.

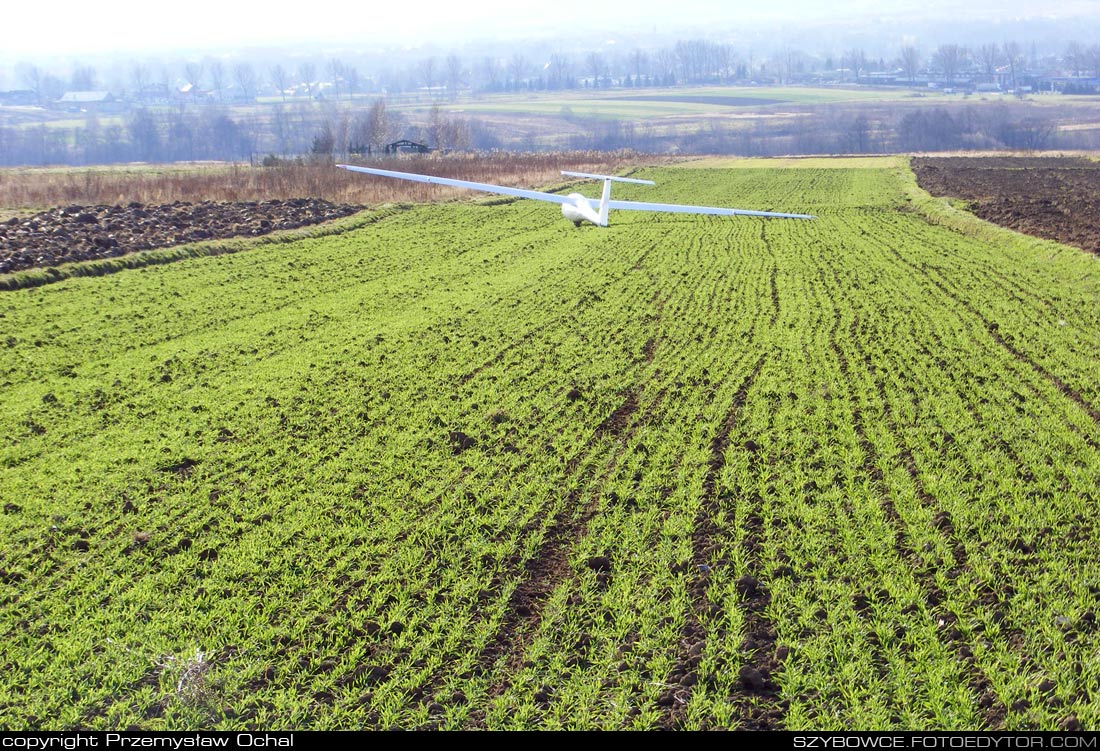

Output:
xmin=127 ymin=108 xmax=159 ymax=161
xmin=208 ymin=60 xmax=226 ymax=101
xmin=71 ymin=65 xmax=98 ymax=91
xmin=778 ymin=48 xmax=798 ymax=84
xmin=585 ymin=51 xmax=605 ymax=87
xmin=427 ymin=105 xmax=470 ymax=150
xmin=233 ymin=63 xmax=258 ymax=101
xmin=977 ymin=43 xmax=1000 ymax=83
xmin=270 ymin=64 xmax=289 ymax=102
xmin=130 ymin=63 xmax=151 ymax=97
xmin=345 ymin=66 xmax=361 ymax=99
xmin=547 ymin=53 xmax=570 ymax=90
xmin=715 ymin=44 xmax=735 ymax=83
xmin=1065 ymin=41 xmax=1085 ymax=76
xmin=298 ymin=62 xmax=316 ymax=100
xmin=419 ymin=57 xmax=437 ymax=98
xmin=1003 ymin=41 xmax=1023 ymax=89
xmin=653 ymin=48 xmax=677 ymax=85
xmin=326 ymin=105 xmax=352 ymax=158
xmin=183 ymin=62 xmax=204 ymax=89
xmin=480 ymin=57 xmax=501 ymax=91
xmin=845 ymin=114 xmax=871 ymax=153
xmin=328 ymin=59 xmax=345 ymax=100
xmin=508 ymin=54 xmax=528 ymax=90
xmin=933 ymin=44 xmax=967 ymax=84
xmin=844 ymin=48 xmax=866 ymax=83
xmin=999 ymin=117 xmax=1054 ymax=150
xmin=271 ymin=104 xmax=290 ymax=154
xmin=1088 ymin=45 xmax=1100 ymax=77
xmin=899 ymin=46 xmax=921 ymax=85
xmin=631 ymin=49 xmax=648 ymax=83
xmin=675 ymin=39 xmax=710 ymax=82
xmin=360 ymin=98 xmax=395 ymax=153
xmin=445 ymin=54 xmax=463 ymax=100
xmin=17 ymin=63 xmax=51 ymax=104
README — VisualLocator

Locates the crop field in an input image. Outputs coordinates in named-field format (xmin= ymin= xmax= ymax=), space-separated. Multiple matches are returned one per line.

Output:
xmin=445 ymin=86 xmax=928 ymax=119
xmin=2 ymin=159 xmax=1100 ymax=730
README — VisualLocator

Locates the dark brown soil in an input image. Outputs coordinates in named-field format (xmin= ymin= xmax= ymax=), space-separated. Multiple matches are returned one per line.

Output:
xmin=912 ymin=156 xmax=1100 ymax=255
xmin=0 ymin=198 xmax=362 ymax=275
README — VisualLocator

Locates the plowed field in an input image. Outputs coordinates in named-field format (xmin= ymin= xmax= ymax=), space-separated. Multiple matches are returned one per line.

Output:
xmin=913 ymin=156 xmax=1100 ymax=255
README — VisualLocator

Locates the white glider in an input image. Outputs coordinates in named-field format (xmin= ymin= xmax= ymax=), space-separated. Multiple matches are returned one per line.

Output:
xmin=336 ymin=164 xmax=814 ymax=227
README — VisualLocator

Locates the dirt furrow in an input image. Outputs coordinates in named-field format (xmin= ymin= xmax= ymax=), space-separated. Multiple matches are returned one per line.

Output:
xmin=658 ymin=354 xmax=769 ymax=729
xmin=459 ymin=382 xmax=670 ymax=728
xmin=855 ymin=342 xmax=1006 ymax=727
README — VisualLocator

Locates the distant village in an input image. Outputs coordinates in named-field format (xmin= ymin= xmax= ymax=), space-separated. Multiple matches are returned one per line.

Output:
xmin=1 ymin=39 xmax=1098 ymax=165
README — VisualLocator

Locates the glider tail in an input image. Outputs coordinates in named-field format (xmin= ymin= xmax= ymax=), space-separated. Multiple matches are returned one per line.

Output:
xmin=560 ymin=171 xmax=656 ymax=228
xmin=598 ymin=178 xmax=612 ymax=227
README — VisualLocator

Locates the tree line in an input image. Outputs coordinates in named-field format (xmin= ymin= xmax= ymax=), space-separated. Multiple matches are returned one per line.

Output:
xmin=0 ymin=100 xmax=496 ymax=167
xmin=6 ymin=37 xmax=1100 ymax=107
xmin=1 ymin=96 xmax=1083 ymax=167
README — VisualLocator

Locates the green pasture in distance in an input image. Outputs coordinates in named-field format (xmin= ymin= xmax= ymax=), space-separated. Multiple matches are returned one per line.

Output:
xmin=440 ymin=86 xmax=938 ymax=119
xmin=2 ymin=159 xmax=1100 ymax=730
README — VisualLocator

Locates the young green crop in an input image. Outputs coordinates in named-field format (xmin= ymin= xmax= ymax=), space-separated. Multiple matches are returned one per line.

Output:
xmin=1 ymin=160 xmax=1099 ymax=730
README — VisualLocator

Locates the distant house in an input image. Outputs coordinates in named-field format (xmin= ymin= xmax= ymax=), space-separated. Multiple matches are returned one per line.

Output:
xmin=56 ymin=91 xmax=121 ymax=112
xmin=0 ymin=90 xmax=38 ymax=106
xmin=176 ymin=83 xmax=212 ymax=102
xmin=384 ymin=139 xmax=433 ymax=155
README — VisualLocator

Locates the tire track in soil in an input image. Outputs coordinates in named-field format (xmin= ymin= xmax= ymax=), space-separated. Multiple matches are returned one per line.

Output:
xmin=760 ymin=225 xmax=780 ymax=327
xmin=260 ymin=353 xmax=654 ymax=724
xmin=411 ymin=285 xmax=687 ymax=728
xmin=350 ymin=425 xmax=613 ymax=729
xmin=458 ymin=381 xmax=671 ymax=729
xmin=380 ymin=362 xmax=668 ymax=726
xmin=843 ymin=318 xmax=1006 ymax=727
xmin=404 ymin=254 xmax=678 ymax=724
xmin=363 ymin=375 xmax=661 ymax=726
xmin=657 ymin=354 xmax=769 ymax=730
xmin=883 ymin=246 xmax=1100 ymax=429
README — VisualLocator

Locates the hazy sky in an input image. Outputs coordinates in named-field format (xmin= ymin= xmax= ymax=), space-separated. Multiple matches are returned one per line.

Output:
xmin=8 ymin=0 xmax=1099 ymax=57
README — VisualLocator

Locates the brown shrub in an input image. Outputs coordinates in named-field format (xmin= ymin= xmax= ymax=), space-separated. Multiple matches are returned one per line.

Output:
xmin=0 ymin=152 xmax=663 ymax=211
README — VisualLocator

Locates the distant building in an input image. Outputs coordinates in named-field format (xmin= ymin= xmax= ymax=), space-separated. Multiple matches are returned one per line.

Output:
xmin=176 ymin=83 xmax=213 ymax=102
xmin=0 ymin=90 xmax=39 ymax=106
xmin=56 ymin=91 xmax=121 ymax=112
xmin=1041 ymin=76 xmax=1100 ymax=94
xmin=384 ymin=139 xmax=433 ymax=154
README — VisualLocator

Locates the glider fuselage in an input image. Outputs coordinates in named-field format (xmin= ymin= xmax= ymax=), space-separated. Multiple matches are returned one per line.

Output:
xmin=562 ymin=193 xmax=604 ymax=227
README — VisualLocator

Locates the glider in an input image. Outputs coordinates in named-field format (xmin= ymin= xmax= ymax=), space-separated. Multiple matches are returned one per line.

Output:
xmin=336 ymin=164 xmax=814 ymax=226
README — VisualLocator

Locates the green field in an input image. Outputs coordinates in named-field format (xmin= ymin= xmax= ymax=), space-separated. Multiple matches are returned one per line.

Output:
xmin=442 ymin=86 xmax=942 ymax=120
xmin=2 ymin=160 xmax=1100 ymax=730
